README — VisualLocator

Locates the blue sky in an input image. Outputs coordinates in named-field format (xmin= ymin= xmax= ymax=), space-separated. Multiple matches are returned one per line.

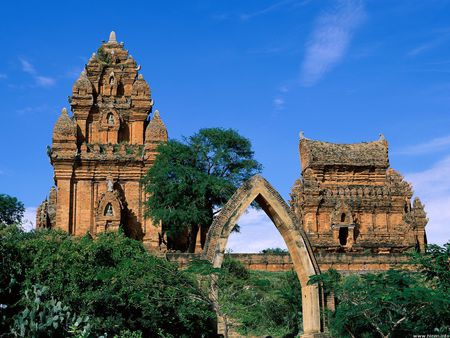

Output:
xmin=0 ymin=0 xmax=449 ymax=249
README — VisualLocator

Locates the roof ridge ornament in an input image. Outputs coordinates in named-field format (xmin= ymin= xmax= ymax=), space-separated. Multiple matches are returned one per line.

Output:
xmin=379 ymin=133 xmax=386 ymax=141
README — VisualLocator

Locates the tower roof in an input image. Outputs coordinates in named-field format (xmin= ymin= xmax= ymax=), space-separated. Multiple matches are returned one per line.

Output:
xmin=72 ymin=70 xmax=93 ymax=95
xmin=53 ymin=108 xmax=76 ymax=139
xmin=145 ymin=110 xmax=168 ymax=142
xmin=299 ymin=136 xmax=389 ymax=171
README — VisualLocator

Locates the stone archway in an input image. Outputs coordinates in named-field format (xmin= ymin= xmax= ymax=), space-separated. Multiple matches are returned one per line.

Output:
xmin=203 ymin=175 xmax=325 ymax=338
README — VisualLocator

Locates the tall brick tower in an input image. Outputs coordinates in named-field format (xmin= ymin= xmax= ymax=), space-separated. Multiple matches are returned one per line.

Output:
xmin=37 ymin=32 xmax=168 ymax=250
xmin=290 ymin=134 xmax=428 ymax=273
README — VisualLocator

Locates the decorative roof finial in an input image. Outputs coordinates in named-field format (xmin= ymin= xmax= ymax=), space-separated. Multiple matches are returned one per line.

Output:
xmin=379 ymin=133 xmax=386 ymax=141
xmin=109 ymin=31 xmax=117 ymax=43
xmin=107 ymin=179 xmax=114 ymax=192
xmin=154 ymin=109 xmax=160 ymax=118
xmin=299 ymin=131 xmax=305 ymax=140
xmin=61 ymin=107 xmax=68 ymax=116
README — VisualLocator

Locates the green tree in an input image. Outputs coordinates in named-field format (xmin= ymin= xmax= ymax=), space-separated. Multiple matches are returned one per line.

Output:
xmin=0 ymin=226 xmax=216 ymax=337
xmin=142 ymin=128 xmax=262 ymax=252
xmin=0 ymin=194 xmax=25 ymax=225
xmin=216 ymin=257 xmax=303 ymax=337
xmin=410 ymin=242 xmax=450 ymax=292
xmin=309 ymin=267 xmax=450 ymax=338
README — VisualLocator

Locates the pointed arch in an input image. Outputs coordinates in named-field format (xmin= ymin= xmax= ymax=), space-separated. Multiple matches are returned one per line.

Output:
xmin=202 ymin=175 xmax=324 ymax=337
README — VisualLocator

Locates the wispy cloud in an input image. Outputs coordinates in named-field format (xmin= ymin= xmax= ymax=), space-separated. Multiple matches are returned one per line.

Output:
xmin=241 ymin=0 xmax=287 ymax=20
xmin=20 ymin=58 xmax=36 ymax=74
xmin=240 ymin=0 xmax=310 ymax=21
xmin=273 ymin=97 xmax=285 ymax=111
xmin=300 ymin=0 xmax=365 ymax=86
xmin=397 ymin=135 xmax=450 ymax=155
xmin=406 ymin=156 xmax=450 ymax=245
xmin=16 ymin=104 xmax=51 ymax=115
xmin=407 ymin=40 xmax=441 ymax=57
xmin=407 ymin=28 xmax=450 ymax=57
xmin=19 ymin=57 xmax=56 ymax=87
xmin=0 ymin=73 xmax=7 ymax=79
xmin=36 ymin=76 xmax=56 ymax=87
xmin=228 ymin=208 xmax=287 ymax=253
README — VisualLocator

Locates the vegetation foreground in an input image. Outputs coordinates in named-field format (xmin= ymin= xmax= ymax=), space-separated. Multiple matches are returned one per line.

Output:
xmin=0 ymin=223 xmax=449 ymax=338
xmin=0 ymin=194 xmax=449 ymax=337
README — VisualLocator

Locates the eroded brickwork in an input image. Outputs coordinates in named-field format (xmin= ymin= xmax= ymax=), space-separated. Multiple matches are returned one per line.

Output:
xmin=290 ymin=135 xmax=428 ymax=272
xmin=36 ymin=32 xmax=167 ymax=250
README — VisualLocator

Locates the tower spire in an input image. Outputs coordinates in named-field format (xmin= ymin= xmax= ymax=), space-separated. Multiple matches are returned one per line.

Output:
xmin=108 ymin=31 xmax=117 ymax=43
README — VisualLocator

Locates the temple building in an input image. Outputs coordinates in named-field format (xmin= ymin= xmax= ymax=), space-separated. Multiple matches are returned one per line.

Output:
xmin=290 ymin=135 xmax=428 ymax=272
xmin=36 ymin=32 xmax=168 ymax=250
xmin=37 ymin=32 xmax=428 ymax=273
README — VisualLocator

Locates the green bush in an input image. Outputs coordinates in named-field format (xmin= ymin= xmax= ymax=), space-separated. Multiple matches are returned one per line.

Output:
xmin=309 ymin=244 xmax=450 ymax=338
xmin=11 ymin=284 xmax=91 ymax=338
xmin=217 ymin=257 xmax=302 ymax=337
xmin=0 ymin=225 xmax=215 ymax=337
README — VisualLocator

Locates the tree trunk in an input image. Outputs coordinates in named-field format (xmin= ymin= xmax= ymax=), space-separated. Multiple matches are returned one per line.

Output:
xmin=188 ymin=224 xmax=199 ymax=253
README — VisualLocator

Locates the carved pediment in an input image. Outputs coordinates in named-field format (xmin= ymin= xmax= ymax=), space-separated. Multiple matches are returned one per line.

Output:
xmin=331 ymin=201 xmax=355 ymax=228
xmin=95 ymin=187 xmax=124 ymax=233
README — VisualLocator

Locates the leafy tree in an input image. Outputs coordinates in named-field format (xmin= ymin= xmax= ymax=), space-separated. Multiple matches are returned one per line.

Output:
xmin=309 ymin=267 xmax=450 ymax=338
xmin=0 ymin=226 xmax=216 ymax=337
xmin=142 ymin=128 xmax=262 ymax=252
xmin=260 ymin=247 xmax=289 ymax=255
xmin=0 ymin=194 xmax=25 ymax=225
xmin=211 ymin=256 xmax=302 ymax=337
xmin=410 ymin=242 xmax=450 ymax=292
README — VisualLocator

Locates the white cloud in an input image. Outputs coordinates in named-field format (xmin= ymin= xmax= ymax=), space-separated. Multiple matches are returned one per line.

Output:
xmin=22 ymin=207 xmax=37 ymax=232
xmin=407 ymin=40 xmax=440 ymax=57
xmin=406 ymin=156 xmax=450 ymax=245
xmin=16 ymin=104 xmax=51 ymax=115
xmin=35 ymin=76 xmax=56 ymax=87
xmin=240 ymin=0 xmax=307 ymax=21
xmin=227 ymin=208 xmax=288 ymax=253
xmin=273 ymin=97 xmax=285 ymax=111
xmin=300 ymin=0 xmax=365 ymax=86
xmin=19 ymin=58 xmax=36 ymax=75
xmin=19 ymin=57 xmax=56 ymax=87
xmin=396 ymin=135 xmax=450 ymax=155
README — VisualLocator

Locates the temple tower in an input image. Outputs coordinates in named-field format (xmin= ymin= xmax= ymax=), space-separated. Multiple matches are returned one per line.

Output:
xmin=37 ymin=32 xmax=168 ymax=250
xmin=290 ymin=134 xmax=428 ymax=273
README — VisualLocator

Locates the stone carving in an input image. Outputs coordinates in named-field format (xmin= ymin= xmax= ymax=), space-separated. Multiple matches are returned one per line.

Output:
xmin=95 ymin=187 xmax=123 ymax=234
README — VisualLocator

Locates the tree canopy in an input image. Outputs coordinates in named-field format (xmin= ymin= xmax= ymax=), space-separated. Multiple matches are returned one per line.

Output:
xmin=142 ymin=128 xmax=262 ymax=252
xmin=309 ymin=243 xmax=450 ymax=338
xmin=0 ymin=194 xmax=25 ymax=225
xmin=0 ymin=225 xmax=216 ymax=337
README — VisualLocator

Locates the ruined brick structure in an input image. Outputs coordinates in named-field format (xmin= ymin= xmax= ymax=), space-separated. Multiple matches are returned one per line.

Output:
xmin=36 ymin=32 xmax=167 ymax=250
xmin=290 ymin=134 xmax=428 ymax=272
xmin=37 ymin=32 xmax=427 ymax=276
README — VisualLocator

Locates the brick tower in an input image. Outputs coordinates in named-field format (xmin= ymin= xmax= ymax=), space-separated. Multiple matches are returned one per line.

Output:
xmin=36 ymin=32 xmax=168 ymax=250
xmin=290 ymin=134 xmax=428 ymax=272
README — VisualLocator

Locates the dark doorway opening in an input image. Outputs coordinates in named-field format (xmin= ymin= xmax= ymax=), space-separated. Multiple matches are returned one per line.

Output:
xmin=339 ymin=227 xmax=348 ymax=246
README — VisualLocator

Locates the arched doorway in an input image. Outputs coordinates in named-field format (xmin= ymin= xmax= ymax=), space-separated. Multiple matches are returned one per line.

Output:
xmin=203 ymin=175 xmax=325 ymax=338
